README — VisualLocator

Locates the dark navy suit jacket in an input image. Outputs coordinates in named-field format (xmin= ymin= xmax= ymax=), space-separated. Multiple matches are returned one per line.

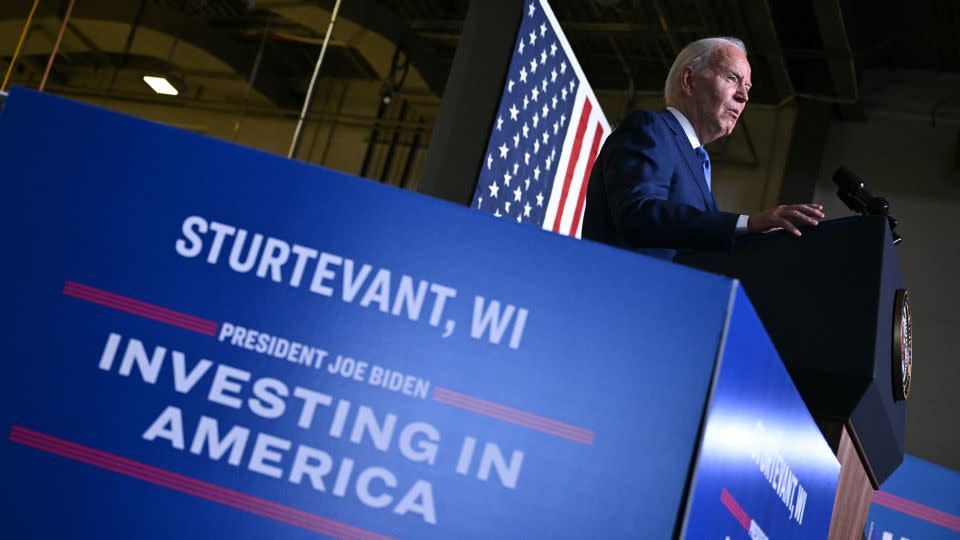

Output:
xmin=582 ymin=109 xmax=740 ymax=260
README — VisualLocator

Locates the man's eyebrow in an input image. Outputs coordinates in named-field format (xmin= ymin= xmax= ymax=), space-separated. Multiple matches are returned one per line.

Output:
xmin=729 ymin=69 xmax=752 ymax=88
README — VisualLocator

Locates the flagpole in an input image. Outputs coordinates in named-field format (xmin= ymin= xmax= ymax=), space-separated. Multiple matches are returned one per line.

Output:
xmin=2 ymin=0 xmax=41 ymax=92
xmin=287 ymin=0 xmax=343 ymax=159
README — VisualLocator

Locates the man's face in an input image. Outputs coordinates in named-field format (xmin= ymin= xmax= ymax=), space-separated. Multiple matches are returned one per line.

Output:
xmin=685 ymin=45 xmax=751 ymax=144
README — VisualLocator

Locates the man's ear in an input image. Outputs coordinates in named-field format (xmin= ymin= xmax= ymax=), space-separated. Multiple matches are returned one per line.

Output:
xmin=679 ymin=66 xmax=695 ymax=97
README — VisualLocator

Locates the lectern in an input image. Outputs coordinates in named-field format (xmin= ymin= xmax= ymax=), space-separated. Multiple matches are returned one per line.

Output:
xmin=678 ymin=215 xmax=909 ymax=539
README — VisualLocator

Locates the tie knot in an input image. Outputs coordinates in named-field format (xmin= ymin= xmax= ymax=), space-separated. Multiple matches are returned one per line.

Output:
xmin=695 ymin=145 xmax=710 ymax=167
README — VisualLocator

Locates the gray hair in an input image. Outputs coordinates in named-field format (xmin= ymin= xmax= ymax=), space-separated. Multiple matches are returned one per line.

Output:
xmin=664 ymin=37 xmax=746 ymax=105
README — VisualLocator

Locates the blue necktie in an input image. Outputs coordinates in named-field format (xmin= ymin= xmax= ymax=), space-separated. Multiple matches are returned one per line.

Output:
xmin=695 ymin=146 xmax=711 ymax=191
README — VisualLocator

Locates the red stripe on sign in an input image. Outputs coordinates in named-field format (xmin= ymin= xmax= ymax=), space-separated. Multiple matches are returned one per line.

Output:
xmin=8 ymin=426 xmax=392 ymax=540
xmin=431 ymin=386 xmax=594 ymax=445
xmin=63 ymin=281 xmax=217 ymax=334
xmin=551 ymin=98 xmax=593 ymax=233
xmin=63 ymin=286 xmax=214 ymax=335
xmin=720 ymin=488 xmax=751 ymax=530
xmin=567 ymin=121 xmax=605 ymax=236
xmin=873 ymin=490 xmax=960 ymax=531
xmin=63 ymin=281 xmax=219 ymax=336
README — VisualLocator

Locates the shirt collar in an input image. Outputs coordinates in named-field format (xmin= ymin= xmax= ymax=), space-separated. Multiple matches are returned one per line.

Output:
xmin=667 ymin=107 xmax=701 ymax=150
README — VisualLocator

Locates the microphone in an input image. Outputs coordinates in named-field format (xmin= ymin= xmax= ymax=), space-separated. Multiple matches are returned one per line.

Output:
xmin=832 ymin=167 xmax=902 ymax=244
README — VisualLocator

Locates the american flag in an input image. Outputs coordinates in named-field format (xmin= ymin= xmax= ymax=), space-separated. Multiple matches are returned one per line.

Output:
xmin=472 ymin=0 xmax=611 ymax=238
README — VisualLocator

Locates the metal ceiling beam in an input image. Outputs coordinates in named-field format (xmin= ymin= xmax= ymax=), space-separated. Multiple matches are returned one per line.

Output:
xmin=0 ymin=0 xmax=300 ymax=107
xmin=309 ymin=0 xmax=449 ymax=97
xmin=737 ymin=0 xmax=794 ymax=107
xmin=812 ymin=0 xmax=864 ymax=118
xmin=408 ymin=19 xmax=705 ymax=36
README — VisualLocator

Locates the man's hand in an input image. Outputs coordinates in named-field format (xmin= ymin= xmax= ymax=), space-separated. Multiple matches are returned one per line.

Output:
xmin=748 ymin=204 xmax=825 ymax=236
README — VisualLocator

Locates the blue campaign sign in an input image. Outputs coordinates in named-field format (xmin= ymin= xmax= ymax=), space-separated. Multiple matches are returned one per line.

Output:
xmin=865 ymin=455 xmax=960 ymax=539
xmin=0 ymin=87 xmax=726 ymax=539
xmin=681 ymin=288 xmax=841 ymax=539
xmin=0 ymin=88 xmax=839 ymax=538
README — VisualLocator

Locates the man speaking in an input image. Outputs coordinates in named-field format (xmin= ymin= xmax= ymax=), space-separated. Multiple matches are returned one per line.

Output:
xmin=582 ymin=37 xmax=824 ymax=260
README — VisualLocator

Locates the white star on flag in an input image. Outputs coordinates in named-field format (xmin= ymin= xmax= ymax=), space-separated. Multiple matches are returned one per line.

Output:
xmin=472 ymin=0 xmax=610 ymax=233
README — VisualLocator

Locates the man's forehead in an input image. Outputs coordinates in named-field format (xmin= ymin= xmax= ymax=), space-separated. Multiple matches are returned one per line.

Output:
xmin=712 ymin=46 xmax=751 ymax=73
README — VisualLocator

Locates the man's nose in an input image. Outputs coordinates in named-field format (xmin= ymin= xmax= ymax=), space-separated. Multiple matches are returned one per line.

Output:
xmin=734 ymin=87 xmax=749 ymax=104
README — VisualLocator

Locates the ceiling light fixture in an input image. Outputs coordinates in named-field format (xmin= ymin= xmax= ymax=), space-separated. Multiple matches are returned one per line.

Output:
xmin=143 ymin=75 xmax=179 ymax=96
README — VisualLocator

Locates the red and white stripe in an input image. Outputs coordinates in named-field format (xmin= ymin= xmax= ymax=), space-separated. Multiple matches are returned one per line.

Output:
xmin=432 ymin=386 xmax=595 ymax=445
xmin=8 ymin=426 xmax=392 ymax=540
xmin=539 ymin=0 xmax=611 ymax=239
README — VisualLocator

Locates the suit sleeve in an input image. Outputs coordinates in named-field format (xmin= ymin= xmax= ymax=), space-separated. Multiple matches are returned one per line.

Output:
xmin=600 ymin=114 xmax=740 ymax=251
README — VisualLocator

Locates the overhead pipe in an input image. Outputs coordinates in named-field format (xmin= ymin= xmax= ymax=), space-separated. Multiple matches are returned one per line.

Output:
xmin=287 ymin=0 xmax=343 ymax=159
xmin=232 ymin=16 xmax=273 ymax=142
xmin=40 ymin=0 xmax=77 ymax=92
xmin=379 ymin=99 xmax=408 ymax=184
xmin=2 ymin=0 xmax=40 ymax=92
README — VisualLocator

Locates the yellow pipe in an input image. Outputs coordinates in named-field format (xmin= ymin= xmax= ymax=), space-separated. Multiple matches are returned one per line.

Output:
xmin=2 ymin=0 xmax=41 ymax=92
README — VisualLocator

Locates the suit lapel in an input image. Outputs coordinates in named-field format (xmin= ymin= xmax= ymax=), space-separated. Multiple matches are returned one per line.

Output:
xmin=659 ymin=111 xmax=718 ymax=211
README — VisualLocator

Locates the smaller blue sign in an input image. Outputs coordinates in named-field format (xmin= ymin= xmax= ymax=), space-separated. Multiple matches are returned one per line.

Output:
xmin=681 ymin=288 xmax=841 ymax=539
xmin=865 ymin=455 xmax=960 ymax=540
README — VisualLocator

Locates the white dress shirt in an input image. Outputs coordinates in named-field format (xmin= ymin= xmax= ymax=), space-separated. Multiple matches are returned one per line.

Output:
xmin=667 ymin=107 xmax=749 ymax=233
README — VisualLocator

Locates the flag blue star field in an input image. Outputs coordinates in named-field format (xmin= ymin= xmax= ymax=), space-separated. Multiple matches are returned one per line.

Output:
xmin=471 ymin=0 xmax=611 ymax=238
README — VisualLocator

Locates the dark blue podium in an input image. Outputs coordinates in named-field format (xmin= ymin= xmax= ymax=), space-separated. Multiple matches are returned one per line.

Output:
xmin=679 ymin=215 xmax=908 ymax=539
xmin=0 ymin=88 xmax=839 ymax=538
